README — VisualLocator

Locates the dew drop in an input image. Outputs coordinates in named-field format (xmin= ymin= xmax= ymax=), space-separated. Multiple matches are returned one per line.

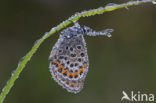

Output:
xmin=50 ymin=27 xmax=56 ymax=32
xmin=141 ymin=0 xmax=149 ymax=2
xmin=107 ymin=34 xmax=112 ymax=38
xmin=125 ymin=6 xmax=129 ymax=10
xmin=106 ymin=3 xmax=118 ymax=7
xmin=103 ymin=29 xmax=114 ymax=38
xmin=152 ymin=0 xmax=156 ymax=4
xmin=96 ymin=7 xmax=104 ymax=14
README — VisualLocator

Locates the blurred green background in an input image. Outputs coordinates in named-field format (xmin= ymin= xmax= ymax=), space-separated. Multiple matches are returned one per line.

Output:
xmin=0 ymin=0 xmax=156 ymax=103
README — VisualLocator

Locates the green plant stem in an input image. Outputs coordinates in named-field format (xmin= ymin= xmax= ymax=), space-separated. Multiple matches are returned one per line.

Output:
xmin=0 ymin=0 xmax=154 ymax=103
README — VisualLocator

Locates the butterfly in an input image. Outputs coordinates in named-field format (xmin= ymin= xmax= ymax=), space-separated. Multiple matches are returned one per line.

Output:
xmin=49 ymin=23 xmax=113 ymax=93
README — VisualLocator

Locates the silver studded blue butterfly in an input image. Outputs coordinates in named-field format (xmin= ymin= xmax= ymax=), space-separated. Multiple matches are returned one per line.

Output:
xmin=49 ymin=23 xmax=113 ymax=93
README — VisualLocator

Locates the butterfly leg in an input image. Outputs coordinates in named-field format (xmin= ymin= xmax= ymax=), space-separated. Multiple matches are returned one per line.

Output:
xmin=82 ymin=25 xmax=114 ymax=37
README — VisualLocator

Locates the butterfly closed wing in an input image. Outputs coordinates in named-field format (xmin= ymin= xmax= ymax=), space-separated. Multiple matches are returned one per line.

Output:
xmin=49 ymin=24 xmax=88 ymax=93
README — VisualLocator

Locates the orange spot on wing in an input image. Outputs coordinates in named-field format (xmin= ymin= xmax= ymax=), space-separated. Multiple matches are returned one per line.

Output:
xmin=73 ymin=71 xmax=78 ymax=76
xmin=83 ymin=63 xmax=87 ymax=68
xmin=77 ymin=63 xmax=87 ymax=75
xmin=68 ymin=71 xmax=73 ymax=76
xmin=62 ymin=69 xmax=68 ymax=74
xmin=53 ymin=59 xmax=65 ymax=73
xmin=69 ymin=81 xmax=78 ymax=86
xmin=53 ymin=59 xmax=87 ymax=77
xmin=53 ymin=59 xmax=60 ymax=66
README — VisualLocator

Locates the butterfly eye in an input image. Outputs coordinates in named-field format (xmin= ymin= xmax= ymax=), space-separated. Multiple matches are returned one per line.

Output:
xmin=82 ymin=25 xmax=91 ymax=33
